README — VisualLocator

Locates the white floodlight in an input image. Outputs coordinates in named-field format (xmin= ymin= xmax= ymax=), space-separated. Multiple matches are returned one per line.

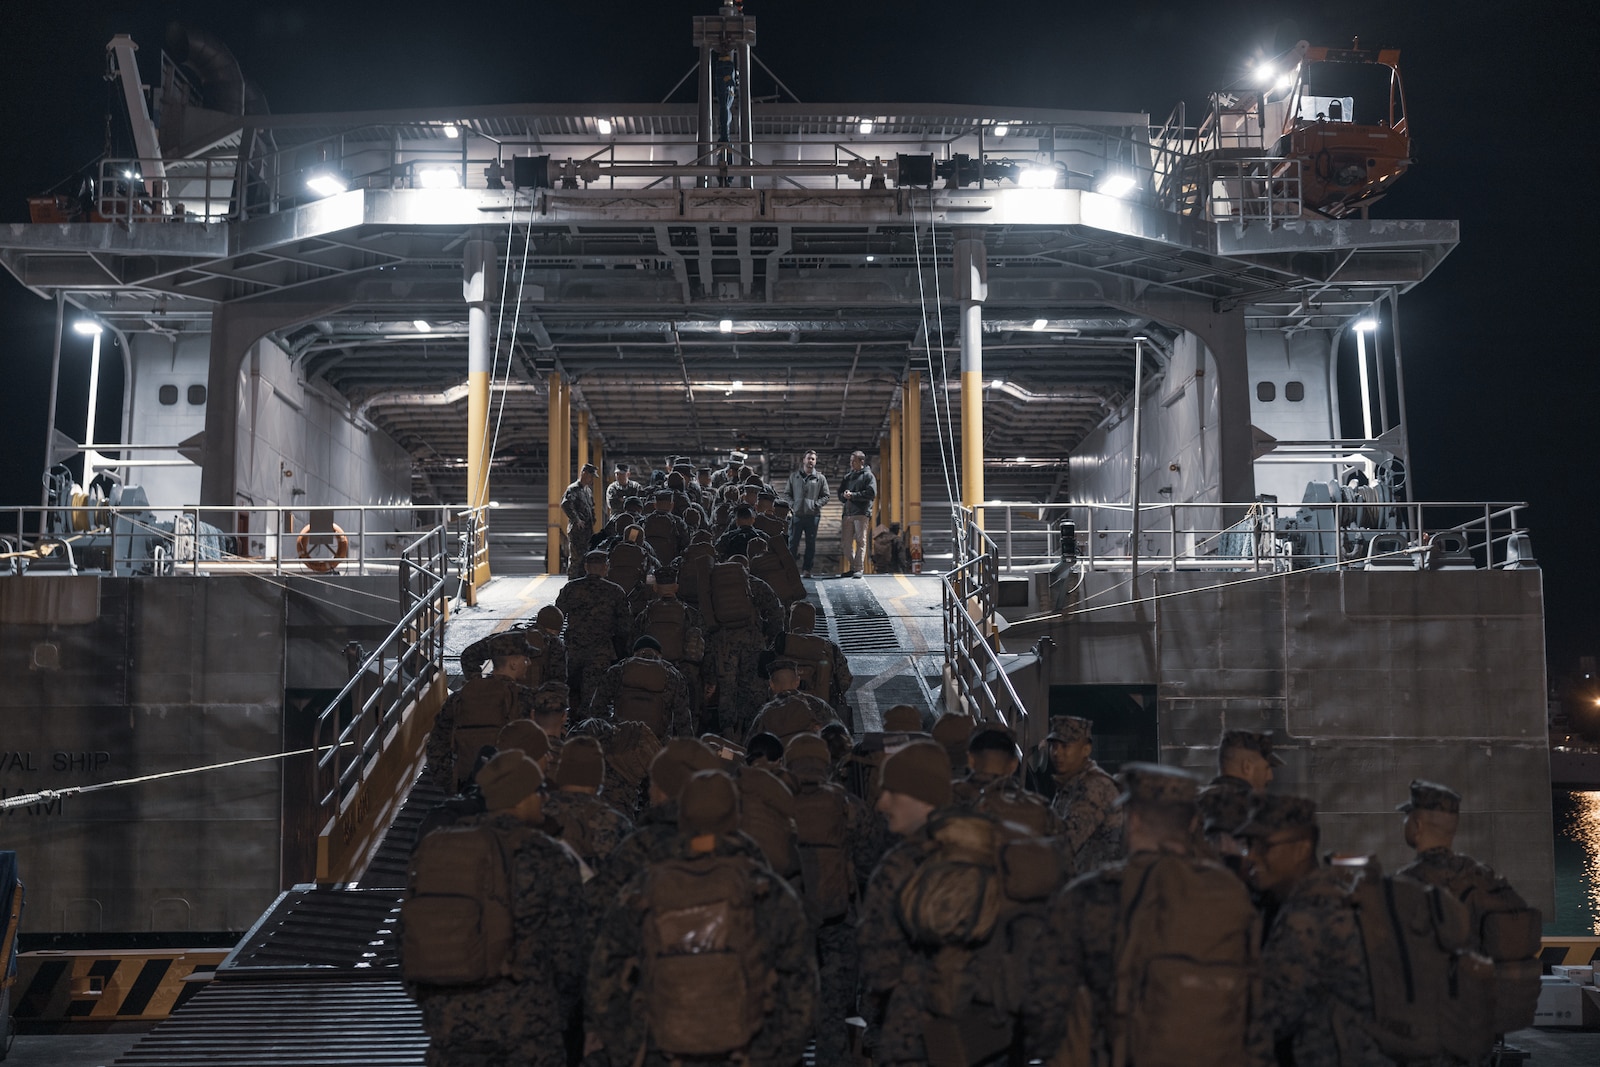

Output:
xmin=990 ymin=378 xmax=1004 ymax=389
xmin=1031 ymin=318 xmax=1048 ymax=331
xmin=993 ymin=124 xmax=1009 ymax=138
xmin=1275 ymin=71 xmax=1295 ymax=92
xmin=73 ymin=320 xmax=103 ymax=336
xmin=413 ymin=320 xmax=433 ymax=332
xmin=1015 ymin=456 xmax=1028 ymax=462
xmin=1353 ymin=317 xmax=1379 ymax=332
xmin=417 ymin=166 xmax=461 ymax=189
xmin=596 ymin=118 xmax=614 ymax=135
xmin=1095 ymin=173 xmax=1138 ymax=197
xmin=858 ymin=120 xmax=874 ymax=134
xmin=306 ymin=168 xmax=349 ymax=197
xmin=441 ymin=123 xmax=460 ymax=139
xmin=865 ymin=254 xmax=876 ymax=262
xmin=489 ymin=500 xmax=501 ymax=508
xmin=1018 ymin=167 xmax=1057 ymax=188
xmin=731 ymin=380 xmax=744 ymax=391
xmin=719 ymin=319 xmax=734 ymax=333
xmin=1255 ymin=64 xmax=1277 ymax=87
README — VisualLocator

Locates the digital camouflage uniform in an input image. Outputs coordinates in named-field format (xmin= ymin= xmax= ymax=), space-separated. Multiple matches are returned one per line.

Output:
xmin=1397 ymin=847 xmax=1502 ymax=902
xmin=585 ymin=652 xmax=695 ymax=739
xmin=857 ymin=823 xmax=936 ymax=1064
xmin=605 ymin=476 xmax=643 ymax=521
xmin=1051 ymin=760 xmax=1124 ymax=871
xmin=542 ymin=789 xmax=635 ymax=870
xmin=407 ymin=812 xmax=588 ymax=1067
xmin=554 ymin=574 xmax=632 ymax=706
xmin=793 ymin=774 xmax=874 ymax=1065
xmin=562 ymin=477 xmax=596 ymax=578
xmin=424 ymin=675 xmax=538 ymax=790
xmin=748 ymin=573 xmax=786 ymax=645
xmin=585 ymin=832 xmax=817 ymax=1067
xmin=633 ymin=595 xmax=707 ymax=718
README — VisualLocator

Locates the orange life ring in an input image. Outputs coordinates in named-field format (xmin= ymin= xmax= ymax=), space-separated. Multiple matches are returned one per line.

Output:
xmin=297 ymin=523 xmax=349 ymax=573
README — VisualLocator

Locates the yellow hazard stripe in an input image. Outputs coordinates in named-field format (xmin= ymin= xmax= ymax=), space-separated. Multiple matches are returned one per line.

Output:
xmin=14 ymin=950 xmax=228 ymax=1023
xmin=1541 ymin=936 xmax=1600 ymax=967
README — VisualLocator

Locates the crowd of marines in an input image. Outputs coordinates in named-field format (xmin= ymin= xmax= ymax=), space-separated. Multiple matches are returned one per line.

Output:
xmin=400 ymin=454 xmax=1539 ymax=1067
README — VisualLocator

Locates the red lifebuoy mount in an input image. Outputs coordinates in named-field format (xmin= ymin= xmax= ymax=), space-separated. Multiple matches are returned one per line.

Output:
xmin=296 ymin=523 xmax=349 ymax=573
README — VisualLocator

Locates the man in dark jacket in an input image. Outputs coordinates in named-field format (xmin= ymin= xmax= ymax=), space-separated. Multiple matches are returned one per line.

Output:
xmin=838 ymin=450 xmax=875 ymax=577
xmin=784 ymin=450 xmax=829 ymax=577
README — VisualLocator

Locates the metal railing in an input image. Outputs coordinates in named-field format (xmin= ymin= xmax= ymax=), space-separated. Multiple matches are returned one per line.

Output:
xmin=949 ymin=499 xmax=1533 ymax=575
xmin=1206 ymin=157 xmax=1302 ymax=223
xmin=942 ymin=510 xmax=1032 ymax=734
xmin=310 ymin=520 xmax=451 ymax=857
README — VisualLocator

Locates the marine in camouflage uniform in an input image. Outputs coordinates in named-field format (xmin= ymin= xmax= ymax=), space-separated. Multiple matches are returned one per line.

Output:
xmin=542 ymin=737 xmax=635 ymax=869
xmin=1241 ymin=794 xmax=1395 ymax=1067
xmin=1393 ymin=779 xmax=1502 ymax=900
xmin=585 ymin=643 xmax=695 ymax=739
xmin=783 ymin=601 xmax=853 ymax=720
xmin=406 ymin=754 xmax=589 ymax=1067
xmin=425 ymin=633 xmax=539 ymax=791
xmin=604 ymin=464 xmax=643 ymax=523
xmin=554 ymin=551 xmax=632 ymax=707
xmin=746 ymin=661 xmax=839 ymax=743
xmin=585 ymin=770 xmax=817 ymax=1067
xmin=632 ymin=569 xmax=708 ymax=720
xmin=1045 ymin=715 xmax=1124 ymax=871
xmin=561 ymin=463 xmax=599 ymax=579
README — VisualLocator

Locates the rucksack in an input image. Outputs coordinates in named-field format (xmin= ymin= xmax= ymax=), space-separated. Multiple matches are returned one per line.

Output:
xmin=511 ymin=626 xmax=548 ymax=689
xmin=451 ymin=678 xmax=523 ymax=789
xmin=615 ymin=657 xmax=673 ymax=739
xmin=1107 ymin=852 xmax=1260 ymax=1067
xmin=782 ymin=632 xmax=833 ymax=699
xmin=707 ymin=562 xmax=755 ymax=627
xmin=1464 ymin=880 xmax=1542 ymax=1035
xmin=644 ymin=512 xmax=680 ymax=565
xmin=748 ymin=540 xmax=804 ymax=604
xmin=898 ymin=812 xmax=1004 ymax=947
xmin=738 ymin=767 xmax=801 ymax=879
xmin=678 ymin=543 xmax=716 ymax=612
xmin=974 ymin=780 xmax=1060 ymax=842
xmin=1350 ymin=869 xmax=1496 ymax=1064
xmin=608 ymin=541 xmax=646 ymax=596
xmin=792 ymin=782 xmax=854 ymax=922
xmin=401 ymin=821 xmax=519 ymax=985
xmin=641 ymin=597 xmax=688 ymax=661
xmin=638 ymin=855 xmax=773 ymax=1056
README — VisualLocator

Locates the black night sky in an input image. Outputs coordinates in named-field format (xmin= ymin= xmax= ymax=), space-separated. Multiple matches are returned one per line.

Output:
xmin=0 ymin=1 xmax=1594 ymax=670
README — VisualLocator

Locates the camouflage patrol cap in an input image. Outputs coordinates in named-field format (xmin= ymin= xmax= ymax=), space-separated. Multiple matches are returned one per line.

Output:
xmin=554 ymin=735 xmax=605 ymax=790
xmin=615 ymin=463 xmax=631 ymax=472
xmin=532 ymin=681 xmax=569 ymax=714
xmin=784 ymin=733 xmax=832 ymax=779
xmin=1197 ymin=776 xmax=1253 ymax=835
xmin=931 ymin=713 xmax=974 ymax=770
xmin=654 ymin=488 xmax=674 ymax=502
xmin=788 ymin=601 xmax=817 ymax=632
xmin=757 ymin=489 xmax=775 ymax=501
xmin=584 ymin=549 xmax=609 ymax=564
xmin=654 ymin=565 xmax=679 ymax=585
xmin=476 ymin=751 xmax=544 ymax=811
xmin=1219 ymin=729 xmax=1286 ymax=767
xmin=632 ymin=635 xmax=663 ymax=654
xmin=497 ymin=718 xmax=550 ymax=761
xmin=1234 ymin=794 xmax=1318 ymax=840
xmin=535 ymin=605 xmax=564 ymax=631
xmin=650 ymin=737 xmax=721 ymax=801
xmin=581 ymin=462 xmax=598 ymax=475
xmin=1397 ymin=779 xmax=1461 ymax=815
xmin=486 ymin=632 xmax=531 ymax=660
xmin=1046 ymin=715 xmax=1094 ymax=745
xmin=679 ymin=770 xmax=741 ymax=836
xmin=1115 ymin=763 xmax=1200 ymax=809
xmin=880 ymin=739 xmax=954 ymax=808
xmin=883 ymin=704 xmax=924 ymax=732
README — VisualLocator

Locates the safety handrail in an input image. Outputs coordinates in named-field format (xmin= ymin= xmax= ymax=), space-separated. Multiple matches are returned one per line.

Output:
xmin=942 ymin=544 xmax=1031 ymax=734
xmin=308 ymin=521 xmax=450 ymax=852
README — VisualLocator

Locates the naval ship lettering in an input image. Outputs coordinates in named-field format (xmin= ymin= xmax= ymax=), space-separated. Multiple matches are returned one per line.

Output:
xmin=0 ymin=751 xmax=112 ymax=773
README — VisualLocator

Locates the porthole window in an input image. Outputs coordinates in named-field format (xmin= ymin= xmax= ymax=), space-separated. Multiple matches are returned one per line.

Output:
xmin=158 ymin=384 xmax=179 ymax=405
xmin=1256 ymin=381 xmax=1276 ymax=402
xmin=187 ymin=385 xmax=207 ymax=405
xmin=1285 ymin=381 xmax=1305 ymax=402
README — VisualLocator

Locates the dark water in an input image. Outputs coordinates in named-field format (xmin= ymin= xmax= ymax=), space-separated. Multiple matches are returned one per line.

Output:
xmin=1547 ymin=789 xmax=1599 ymax=935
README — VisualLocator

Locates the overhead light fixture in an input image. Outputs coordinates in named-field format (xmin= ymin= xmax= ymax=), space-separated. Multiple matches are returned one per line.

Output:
xmin=1353 ymin=318 xmax=1379 ymax=332
xmin=489 ymin=500 xmax=500 ymax=508
xmin=413 ymin=320 xmax=433 ymax=332
xmin=1275 ymin=71 xmax=1295 ymax=92
xmin=719 ymin=319 xmax=734 ymax=333
xmin=73 ymin=320 xmax=103 ymax=336
xmin=305 ymin=166 xmax=349 ymax=197
xmin=1031 ymin=319 xmax=1048 ymax=331
xmin=731 ymin=380 xmax=744 ymax=390
xmin=1095 ymin=173 xmax=1138 ymax=197
xmin=865 ymin=254 xmax=876 ymax=262
xmin=993 ymin=124 xmax=1009 ymax=138
xmin=1015 ymin=456 xmax=1028 ymax=462
xmin=416 ymin=166 xmax=461 ymax=189
xmin=1255 ymin=64 xmax=1277 ymax=87
xmin=990 ymin=378 xmax=1004 ymax=389
xmin=441 ymin=123 xmax=460 ymax=139
xmin=858 ymin=120 xmax=874 ymax=134
xmin=1018 ymin=167 xmax=1058 ymax=188
xmin=596 ymin=118 xmax=614 ymax=136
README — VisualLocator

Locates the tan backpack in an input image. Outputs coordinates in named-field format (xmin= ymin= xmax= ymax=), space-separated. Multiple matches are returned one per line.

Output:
xmin=792 ymin=782 xmax=853 ymax=921
xmin=608 ymin=541 xmax=646 ymax=595
xmin=401 ymin=822 xmax=518 ymax=985
xmin=1465 ymin=881 xmax=1542 ymax=1034
xmin=974 ymin=780 xmax=1059 ymax=841
xmin=707 ymin=562 xmax=755 ymax=627
xmin=643 ymin=512 xmax=680 ymax=565
xmin=677 ymin=543 xmax=716 ymax=611
xmin=450 ymin=678 xmax=522 ymax=789
xmin=738 ymin=767 xmax=801 ymax=879
xmin=748 ymin=540 xmax=805 ymax=604
xmin=641 ymin=597 xmax=688 ymax=661
xmin=897 ymin=812 xmax=1004 ymax=947
xmin=615 ymin=658 xmax=673 ymax=740
xmin=782 ymin=632 xmax=833 ymax=700
xmin=638 ymin=855 xmax=773 ymax=1056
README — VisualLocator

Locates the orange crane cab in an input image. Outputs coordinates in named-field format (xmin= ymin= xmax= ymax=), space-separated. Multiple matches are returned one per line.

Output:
xmin=1281 ymin=43 xmax=1411 ymax=217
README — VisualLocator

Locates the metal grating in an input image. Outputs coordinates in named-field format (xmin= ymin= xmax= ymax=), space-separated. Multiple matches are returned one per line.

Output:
xmin=111 ymin=979 xmax=427 ymax=1067
xmin=821 ymin=580 xmax=905 ymax=653
xmin=358 ymin=775 xmax=448 ymax=889
xmin=217 ymin=888 xmax=402 ymax=976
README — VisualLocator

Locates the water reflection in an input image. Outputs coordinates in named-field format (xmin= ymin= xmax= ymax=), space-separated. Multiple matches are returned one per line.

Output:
xmin=1549 ymin=789 xmax=1600 ymax=935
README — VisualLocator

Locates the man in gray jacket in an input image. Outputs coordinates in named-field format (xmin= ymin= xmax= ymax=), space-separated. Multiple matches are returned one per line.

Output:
xmin=838 ymin=450 xmax=875 ymax=577
xmin=784 ymin=450 xmax=829 ymax=577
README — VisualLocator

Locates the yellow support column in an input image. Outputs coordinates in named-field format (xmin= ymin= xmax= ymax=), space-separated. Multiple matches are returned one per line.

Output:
xmin=546 ymin=373 xmax=564 ymax=575
xmin=955 ymin=230 xmax=987 ymax=531
xmin=463 ymin=235 xmax=495 ymax=589
xmin=903 ymin=372 xmax=922 ymax=569
xmin=886 ymin=408 xmax=902 ymax=528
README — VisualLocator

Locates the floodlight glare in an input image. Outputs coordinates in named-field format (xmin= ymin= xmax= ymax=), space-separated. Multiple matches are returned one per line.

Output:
xmin=413 ymin=320 xmax=433 ymax=332
xmin=993 ymin=124 xmax=1009 ymax=138
xmin=865 ymin=255 xmax=876 ymax=262
xmin=1255 ymin=64 xmax=1277 ymax=87
xmin=1018 ymin=167 xmax=1057 ymax=188
xmin=1275 ymin=72 xmax=1295 ymax=92
xmin=1031 ymin=319 xmax=1048 ymax=331
xmin=417 ymin=166 xmax=461 ymax=189
xmin=73 ymin=321 xmax=103 ymax=336
xmin=730 ymin=380 xmax=744 ymax=391
xmin=719 ymin=319 xmax=734 ymax=333
xmin=858 ymin=120 xmax=874 ymax=134
xmin=306 ymin=168 xmax=349 ymax=197
xmin=596 ymin=118 xmax=614 ymax=135
xmin=1095 ymin=174 xmax=1138 ymax=197
xmin=990 ymin=378 xmax=1004 ymax=389
xmin=1353 ymin=318 xmax=1379 ymax=333
xmin=441 ymin=124 xmax=460 ymax=139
